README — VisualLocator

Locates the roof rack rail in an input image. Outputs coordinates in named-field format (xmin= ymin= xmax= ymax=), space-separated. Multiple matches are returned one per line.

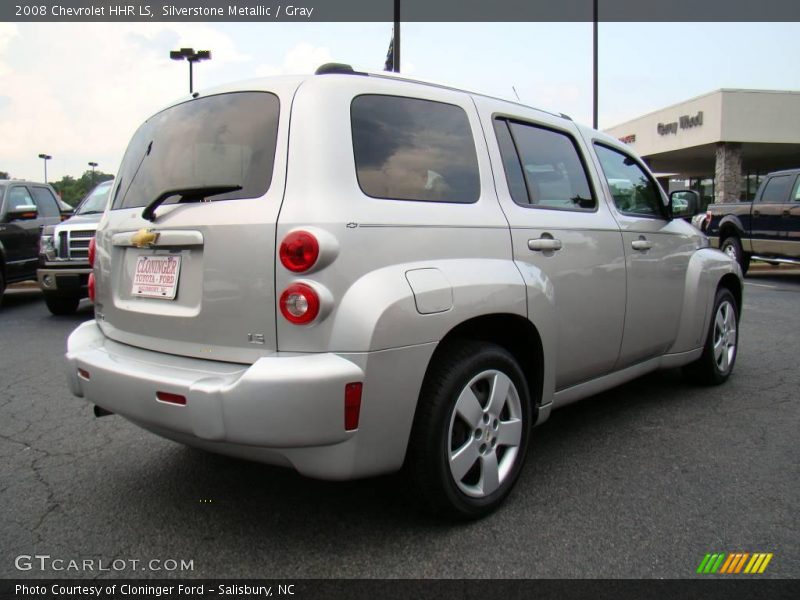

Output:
xmin=315 ymin=63 xmax=366 ymax=76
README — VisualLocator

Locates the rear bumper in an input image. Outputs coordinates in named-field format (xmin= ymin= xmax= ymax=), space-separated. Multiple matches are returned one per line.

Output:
xmin=65 ymin=321 xmax=434 ymax=480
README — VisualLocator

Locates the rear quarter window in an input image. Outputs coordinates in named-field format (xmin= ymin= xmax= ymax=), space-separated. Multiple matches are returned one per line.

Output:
xmin=351 ymin=94 xmax=480 ymax=204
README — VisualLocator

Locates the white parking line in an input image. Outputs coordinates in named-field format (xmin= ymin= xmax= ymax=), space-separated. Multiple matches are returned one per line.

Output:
xmin=745 ymin=282 xmax=777 ymax=289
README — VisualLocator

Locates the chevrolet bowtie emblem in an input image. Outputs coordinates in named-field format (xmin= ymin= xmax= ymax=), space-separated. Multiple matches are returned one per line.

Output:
xmin=131 ymin=228 xmax=159 ymax=248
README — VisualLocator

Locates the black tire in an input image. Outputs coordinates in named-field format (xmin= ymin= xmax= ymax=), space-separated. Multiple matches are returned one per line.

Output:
xmin=683 ymin=288 xmax=739 ymax=385
xmin=44 ymin=293 xmax=81 ymax=315
xmin=720 ymin=236 xmax=750 ymax=275
xmin=405 ymin=340 xmax=532 ymax=520
xmin=0 ymin=269 xmax=5 ymax=308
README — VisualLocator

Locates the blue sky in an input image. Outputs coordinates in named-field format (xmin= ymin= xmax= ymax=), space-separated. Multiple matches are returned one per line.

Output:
xmin=1 ymin=21 xmax=798 ymax=182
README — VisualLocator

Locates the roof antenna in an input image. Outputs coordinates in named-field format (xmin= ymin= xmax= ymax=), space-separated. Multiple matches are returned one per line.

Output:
xmin=512 ymin=86 xmax=521 ymax=102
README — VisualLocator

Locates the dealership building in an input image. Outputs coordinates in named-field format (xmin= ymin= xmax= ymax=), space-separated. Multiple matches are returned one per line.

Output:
xmin=605 ymin=89 xmax=800 ymax=209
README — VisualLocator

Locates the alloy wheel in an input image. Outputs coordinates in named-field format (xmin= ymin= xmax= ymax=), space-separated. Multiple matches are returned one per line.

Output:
xmin=447 ymin=369 xmax=523 ymax=498
xmin=713 ymin=300 xmax=737 ymax=374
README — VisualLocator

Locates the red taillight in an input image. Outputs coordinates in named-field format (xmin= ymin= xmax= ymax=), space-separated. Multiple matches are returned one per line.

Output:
xmin=156 ymin=391 xmax=187 ymax=406
xmin=279 ymin=231 xmax=319 ymax=273
xmin=703 ymin=211 xmax=712 ymax=230
xmin=78 ymin=368 xmax=90 ymax=380
xmin=88 ymin=272 xmax=96 ymax=302
xmin=88 ymin=237 xmax=96 ymax=267
xmin=344 ymin=382 xmax=363 ymax=431
xmin=279 ymin=283 xmax=320 ymax=325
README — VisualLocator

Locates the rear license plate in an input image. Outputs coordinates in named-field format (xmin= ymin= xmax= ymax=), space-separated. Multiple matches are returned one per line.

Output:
xmin=132 ymin=255 xmax=181 ymax=299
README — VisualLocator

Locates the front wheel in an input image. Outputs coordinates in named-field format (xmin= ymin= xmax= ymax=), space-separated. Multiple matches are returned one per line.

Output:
xmin=406 ymin=341 xmax=532 ymax=520
xmin=683 ymin=288 xmax=739 ymax=385
xmin=720 ymin=236 xmax=750 ymax=275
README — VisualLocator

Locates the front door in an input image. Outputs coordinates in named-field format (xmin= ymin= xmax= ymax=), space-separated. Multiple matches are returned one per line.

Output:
xmin=591 ymin=143 xmax=695 ymax=368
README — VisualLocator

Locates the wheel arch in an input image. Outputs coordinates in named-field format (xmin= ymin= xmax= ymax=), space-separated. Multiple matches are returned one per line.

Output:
xmin=718 ymin=272 xmax=743 ymax=317
xmin=423 ymin=313 xmax=545 ymax=423
xmin=718 ymin=217 xmax=746 ymax=246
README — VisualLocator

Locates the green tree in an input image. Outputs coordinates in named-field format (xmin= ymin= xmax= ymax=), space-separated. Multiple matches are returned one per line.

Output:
xmin=51 ymin=170 xmax=114 ymax=207
xmin=0 ymin=171 xmax=9 ymax=179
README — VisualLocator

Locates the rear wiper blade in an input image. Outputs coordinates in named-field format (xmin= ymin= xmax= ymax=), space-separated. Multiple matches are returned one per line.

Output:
xmin=141 ymin=184 xmax=242 ymax=222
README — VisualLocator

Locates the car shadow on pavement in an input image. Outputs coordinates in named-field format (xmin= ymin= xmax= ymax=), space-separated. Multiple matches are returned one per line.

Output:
xmin=85 ymin=367 xmax=697 ymax=538
xmin=1 ymin=286 xmax=44 ymax=309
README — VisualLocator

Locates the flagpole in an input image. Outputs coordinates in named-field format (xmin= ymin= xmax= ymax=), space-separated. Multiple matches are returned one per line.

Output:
xmin=593 ymin=0 xmax=598 ymax=129
xmin=393 ymin=0 xmax=401 ymax=72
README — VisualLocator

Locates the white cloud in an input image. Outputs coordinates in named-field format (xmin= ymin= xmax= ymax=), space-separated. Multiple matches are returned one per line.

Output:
xmin=0 ymin=23 xmax=250 ymax=181
xmin=0 ymin=23 xmax=18 ymax=77
xmin=254 ymin=42 xmax=333 ymax=77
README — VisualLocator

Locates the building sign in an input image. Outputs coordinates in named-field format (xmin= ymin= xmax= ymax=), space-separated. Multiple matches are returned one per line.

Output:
xmin=619 ymin=134 xmax=636 ymax=144
xmin=657 ymin=111 xmax=703 ymax=135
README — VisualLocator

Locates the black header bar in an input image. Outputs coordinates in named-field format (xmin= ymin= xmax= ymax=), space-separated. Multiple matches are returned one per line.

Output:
xmin=3 ymin=0 xmax=800 ymax=22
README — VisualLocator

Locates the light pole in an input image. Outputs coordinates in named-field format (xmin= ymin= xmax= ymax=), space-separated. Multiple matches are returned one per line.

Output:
xmin=169 ymin=48 xmax=211 ymax=94
xmin=88 ymin=161 xmax=98 ymax=186
xmin=38 ymin=153 xmax=52 ymax=183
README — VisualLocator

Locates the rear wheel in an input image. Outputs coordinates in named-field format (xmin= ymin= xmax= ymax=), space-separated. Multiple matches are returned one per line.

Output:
xmin=720 ymin=236 xmax=750 ymax=275
xmin=0 ymin=269 xmax=5 ymax=307
xmin=406 ymin=341 xmax=532 ymax=520
xmin=44 ymin=292 xmax=81 ymax=315
xmin=683 ymin=288 xmax=739 ymax=385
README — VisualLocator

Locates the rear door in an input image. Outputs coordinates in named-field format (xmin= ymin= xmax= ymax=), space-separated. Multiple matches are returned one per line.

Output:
xmin=484 ymin=107 xmax=626 ymax=391
xmin=751 ymin=173 xmax=793 ymax=256
xmin=96 ymin=86 xmax=295 ymax=364
xmin=784 ymin=175 xmax=800 ymax=259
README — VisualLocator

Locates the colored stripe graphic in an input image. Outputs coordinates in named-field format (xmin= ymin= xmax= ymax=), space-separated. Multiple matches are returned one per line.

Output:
xmin=719 ymin=554 xmax=736 ymax=573
xmin=697 ymin=554 xmax=712 ymax=573
xmin=758 ymin=553 xmax=773 ymax=573
xmin=699 ymin=552 xmax=774 ymax=574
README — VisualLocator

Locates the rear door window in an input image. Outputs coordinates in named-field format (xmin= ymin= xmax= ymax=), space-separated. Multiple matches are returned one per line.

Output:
xmin=494 ymin=119 xmax=595 ymax=211
xmin=113 ymin=92 xmax=280 ymax=210
xmin=760 ymin=175 xmax=793 ymax=203
xmin=351 ymin=95 xmax=480 ymax=203
xmin=30 ymin=186 xmax=60 ymax=218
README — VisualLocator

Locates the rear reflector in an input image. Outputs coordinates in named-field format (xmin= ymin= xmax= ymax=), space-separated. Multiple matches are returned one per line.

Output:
xmin=344 ymin=382 xmax=363 ymax=431
xmin=88 ymin=237 xmax=96 ymax=267
xmin=156 ymin=391 xmax=187 ymax=406
xmin=88 ymin=272 xmax=96 ymax=302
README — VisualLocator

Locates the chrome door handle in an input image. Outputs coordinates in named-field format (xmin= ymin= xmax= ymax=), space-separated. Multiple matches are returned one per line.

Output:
xmin=783 ymin=209 xmax=791 ymax=217
xmin=631 ymin=239 xmax=652 ymax=251
xmin=528 ymin=238 xmax=563 ymax=251
xmin=753 ymin=210 xmax=761 ymax=217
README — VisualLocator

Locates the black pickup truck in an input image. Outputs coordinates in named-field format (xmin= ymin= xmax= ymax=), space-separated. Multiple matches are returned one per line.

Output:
xmin=702 ymin=168 xmax=800 ymax=274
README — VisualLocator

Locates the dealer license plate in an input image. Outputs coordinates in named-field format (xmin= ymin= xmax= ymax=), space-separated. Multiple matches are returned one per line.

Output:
xmin=131 ymin=255 xmax=181 ymax=299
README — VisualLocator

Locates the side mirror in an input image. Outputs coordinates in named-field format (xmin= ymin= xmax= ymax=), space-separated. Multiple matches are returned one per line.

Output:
xmin=6 ymin=204 xmax=39 ymax=221
xmin=669 ymin=190 xmax=698 ymax=220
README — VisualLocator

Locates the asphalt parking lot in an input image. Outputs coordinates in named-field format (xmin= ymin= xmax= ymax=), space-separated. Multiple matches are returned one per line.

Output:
xmin=1 ymin=269 xmax=798 ymax=579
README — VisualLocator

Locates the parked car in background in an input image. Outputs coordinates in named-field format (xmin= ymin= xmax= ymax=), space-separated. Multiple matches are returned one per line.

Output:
xmin=38 ymin=179 xmax=112 ymax=314
xmin=65 ymin=67 xmax=742 ymax=518
xmin=0 ymin=180 xmax=63 ymax=305
xmin=703 ymin=168 xmax=800 ymax=273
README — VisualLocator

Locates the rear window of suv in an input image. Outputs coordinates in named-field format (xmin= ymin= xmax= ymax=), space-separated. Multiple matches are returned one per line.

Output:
xmin=351 ymin=94 xmax=480 ymax=203
xmin=112 ymin=92 xmax=279 ymax=210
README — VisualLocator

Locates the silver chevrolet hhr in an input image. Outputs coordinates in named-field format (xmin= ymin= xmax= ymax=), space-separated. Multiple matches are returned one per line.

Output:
xmin=66 ymin=64 xmax=742 ymax=518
